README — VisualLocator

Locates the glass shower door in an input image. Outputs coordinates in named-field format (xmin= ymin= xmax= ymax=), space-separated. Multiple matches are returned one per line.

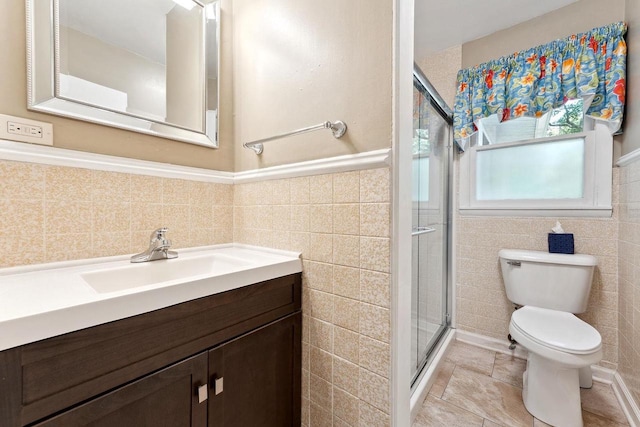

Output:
xmin=410 ymin=73 xmax=451 ymax=385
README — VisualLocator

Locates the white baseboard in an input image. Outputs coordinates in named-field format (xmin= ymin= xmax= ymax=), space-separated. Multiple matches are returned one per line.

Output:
xmin=409 ymin=328 xmax=456 ymax=423
xmin=591 ymin=364 xmax=616 ymax=384
xmin=455 ymin=329 xmax=529 ymax=359
xmin=612 ymin=372 xmax=640 ymax=427
xmin=455 ymin=329 xmax=616 ymax=384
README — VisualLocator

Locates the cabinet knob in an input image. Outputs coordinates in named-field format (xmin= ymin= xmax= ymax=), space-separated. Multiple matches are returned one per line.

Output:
xmin=197 ymin=384 xmax=208 ymax=403
xmin=214 ymin=377 xmax=224 ymax=395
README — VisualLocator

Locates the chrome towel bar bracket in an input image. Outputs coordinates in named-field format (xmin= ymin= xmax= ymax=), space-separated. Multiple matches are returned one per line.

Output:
xmin=243 ymin=120 xmax=347 ymax=155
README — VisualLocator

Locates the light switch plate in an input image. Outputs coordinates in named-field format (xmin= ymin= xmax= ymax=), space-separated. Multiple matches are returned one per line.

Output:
xmin=0 ymin=114 xmax=53 ymax=146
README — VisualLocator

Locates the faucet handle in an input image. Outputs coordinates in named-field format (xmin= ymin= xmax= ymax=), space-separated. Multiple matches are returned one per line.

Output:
xmin=150 ymin=227 xmax=169 ymax=242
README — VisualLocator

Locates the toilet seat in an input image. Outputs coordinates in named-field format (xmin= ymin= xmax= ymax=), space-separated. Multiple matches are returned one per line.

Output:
xmin=511 ymin=306 xmax=601 ymax=355
xmin=509 ymin=306 xmax=603 ymax=426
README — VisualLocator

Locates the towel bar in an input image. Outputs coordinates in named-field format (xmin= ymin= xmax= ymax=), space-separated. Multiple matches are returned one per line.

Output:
xmin=243 ymin=120 xmax=347 ymax=155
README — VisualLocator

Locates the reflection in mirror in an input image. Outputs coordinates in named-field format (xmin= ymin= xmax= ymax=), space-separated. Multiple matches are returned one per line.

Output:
xmin=27 ymin=0 xmax=219 ymax=148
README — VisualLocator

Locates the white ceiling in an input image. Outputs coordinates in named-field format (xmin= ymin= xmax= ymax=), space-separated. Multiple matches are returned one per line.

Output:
xmin=60 ymin=0 xmax=219 ymax=74
xmin=60 ymin=0 xmax=177 ymax=64
xmin=414 ymin=0 xmax=580 ymax=60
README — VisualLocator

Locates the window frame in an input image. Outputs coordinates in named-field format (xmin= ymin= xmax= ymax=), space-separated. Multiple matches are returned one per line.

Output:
xmin=458 ymin=123 xmax=613 ymax=217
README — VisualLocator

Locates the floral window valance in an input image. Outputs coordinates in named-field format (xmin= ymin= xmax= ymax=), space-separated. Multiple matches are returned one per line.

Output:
xmin=453 ymin=22 xmax=627 ymax=149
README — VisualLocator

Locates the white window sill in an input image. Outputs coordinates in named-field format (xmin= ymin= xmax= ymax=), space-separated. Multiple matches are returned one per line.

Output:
xmin=458 ymin=207 xmax=612 ymax=218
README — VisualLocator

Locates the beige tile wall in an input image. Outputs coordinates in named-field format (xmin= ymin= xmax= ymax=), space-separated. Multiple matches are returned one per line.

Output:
xmin=456 ymin=168 xmax=620 ymax=368
xmin=0 ymin=158 xmax=392 ymax=425
xmin=415 ymin=45 xmax=461 ymax=110
xmin=233 ymin=168 xmax=392 ymax=427
xmin=618 ymin=161 xmax=640 ymax=405
xmin=0 ymin=160 xmax=234 ymax=268
xmin=4 ymin=152 xmax=632 ymax=419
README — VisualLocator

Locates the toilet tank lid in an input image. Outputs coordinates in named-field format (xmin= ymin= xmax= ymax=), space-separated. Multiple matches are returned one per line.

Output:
xmin=498 ymin=249 xmax=597 ymax=267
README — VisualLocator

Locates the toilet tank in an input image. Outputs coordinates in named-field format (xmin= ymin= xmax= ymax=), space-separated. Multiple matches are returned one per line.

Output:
xmin=498 ymin=249 xmax=597 ymax=313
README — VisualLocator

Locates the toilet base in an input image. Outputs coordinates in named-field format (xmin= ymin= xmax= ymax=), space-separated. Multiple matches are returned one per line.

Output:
xmin=579 ymin=366 xmax=593 ymax=388
xmin=522 ymin=353 xmax=584 ymax=427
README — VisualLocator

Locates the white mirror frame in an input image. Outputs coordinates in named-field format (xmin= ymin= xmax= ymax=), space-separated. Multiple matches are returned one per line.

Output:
xmin=26 ymin=0 xmax=219 ymax=148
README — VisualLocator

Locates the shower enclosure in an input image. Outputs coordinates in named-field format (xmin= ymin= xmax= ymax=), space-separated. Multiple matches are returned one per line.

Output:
xmin=410 ymin=65 xmax=453 ymax=387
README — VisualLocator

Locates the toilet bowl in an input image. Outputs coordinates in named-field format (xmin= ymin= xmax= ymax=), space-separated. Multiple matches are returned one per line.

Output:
xmin=499 ymin=249 xmax=600 ymax=427
xmin=509 ymin=306 xmax=602 ymax=427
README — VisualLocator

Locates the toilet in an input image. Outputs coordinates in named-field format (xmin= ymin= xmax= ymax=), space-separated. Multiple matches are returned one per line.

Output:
xmin=499 ymin=249 xmax=602 ymax=427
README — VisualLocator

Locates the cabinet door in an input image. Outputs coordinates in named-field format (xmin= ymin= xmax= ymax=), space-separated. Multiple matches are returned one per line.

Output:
xmin=208 ymin=312 xmax=302 ymax=427
xmin=34 ymin=353 xmax=208 ymax=427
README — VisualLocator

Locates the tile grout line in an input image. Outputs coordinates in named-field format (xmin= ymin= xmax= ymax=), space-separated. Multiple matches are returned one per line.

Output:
xmin=432 ymin=342 xmax=630 ymax=427
xmin=489 ymin=350 xmax=497 ymax=379
xmin=428 ymin=372 xmax=501 ymax=427
xmin=432 ymin=359 xmax=456 ymax=399
xmin=435 ymin=350 xmax=530 ymax=426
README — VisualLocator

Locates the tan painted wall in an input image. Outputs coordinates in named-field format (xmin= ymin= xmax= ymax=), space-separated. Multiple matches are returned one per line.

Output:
xmin=207 ymin=78 xmax=218 ymax=107
xmin=1 ymin=0 xmax=391 ymax=172
xmin=621 ymin=0 xmax=640 ymax=155
xmin=60 ymin=27 xmax=167 ymax=121
xmin=462 ymin=0 xmax=625 ymax=68
xmin=0 ymin=0 xmax=234 ymax=171
xmin=231 ymin=0 xmax=393 ymax=172
xmin=166 ymin=6 xmax=205 ymax=131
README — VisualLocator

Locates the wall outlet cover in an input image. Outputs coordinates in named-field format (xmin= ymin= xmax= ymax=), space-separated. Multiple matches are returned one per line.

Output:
xmin=0 ymin=114 xmax=53 ymax=146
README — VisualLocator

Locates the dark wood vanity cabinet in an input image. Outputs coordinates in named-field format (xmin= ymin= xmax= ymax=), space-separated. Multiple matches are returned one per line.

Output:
xmin=208 ymin=313 xmax=301 ymax=426
xmin=33 ymin=352 xmax=209 ymax=427
xmin=0 ymin=273 xmax=302 ymax=427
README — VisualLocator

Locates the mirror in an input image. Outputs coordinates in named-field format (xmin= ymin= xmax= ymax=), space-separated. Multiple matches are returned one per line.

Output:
xmin=27 ymin=0 xmax=219 ymax=148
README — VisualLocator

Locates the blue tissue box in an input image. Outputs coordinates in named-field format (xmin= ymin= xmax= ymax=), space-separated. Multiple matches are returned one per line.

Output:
xmin=548 ymin=233 xmax=574 ymax=254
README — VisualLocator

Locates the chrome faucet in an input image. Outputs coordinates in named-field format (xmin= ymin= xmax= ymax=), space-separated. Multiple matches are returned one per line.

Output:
xmin=131 ymin=227 xmax=178 ymax=263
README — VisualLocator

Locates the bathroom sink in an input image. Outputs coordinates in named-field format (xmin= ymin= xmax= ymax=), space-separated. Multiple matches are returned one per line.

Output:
xmin=81 ymin=254 xmax=250 ymax=293
xmin=0 ymin=244 xmax=302 ymax=351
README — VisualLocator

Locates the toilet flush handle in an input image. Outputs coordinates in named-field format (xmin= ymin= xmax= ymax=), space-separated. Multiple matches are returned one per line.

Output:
xmin=507 ymin=260 xmax=521 ymax=267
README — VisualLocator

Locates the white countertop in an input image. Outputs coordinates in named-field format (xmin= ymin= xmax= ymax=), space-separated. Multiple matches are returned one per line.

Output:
xmin=0 ymin=244 xmax=301 ymax=352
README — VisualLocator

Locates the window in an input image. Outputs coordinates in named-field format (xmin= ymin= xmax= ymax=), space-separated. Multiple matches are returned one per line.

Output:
xmin=476 ymin=99 xmax=585 ymax=146
xmin=459 ymin=117 xmax=613 ymax=217
xmin=476 ymin=137 xmax=585 ymax=201
xmin=545 ymin=99 xmax=585 ymax=137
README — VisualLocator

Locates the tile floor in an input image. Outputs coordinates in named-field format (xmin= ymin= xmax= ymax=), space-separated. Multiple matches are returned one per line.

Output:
xmin=413 ymin=340 xmax=629 ymax=427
